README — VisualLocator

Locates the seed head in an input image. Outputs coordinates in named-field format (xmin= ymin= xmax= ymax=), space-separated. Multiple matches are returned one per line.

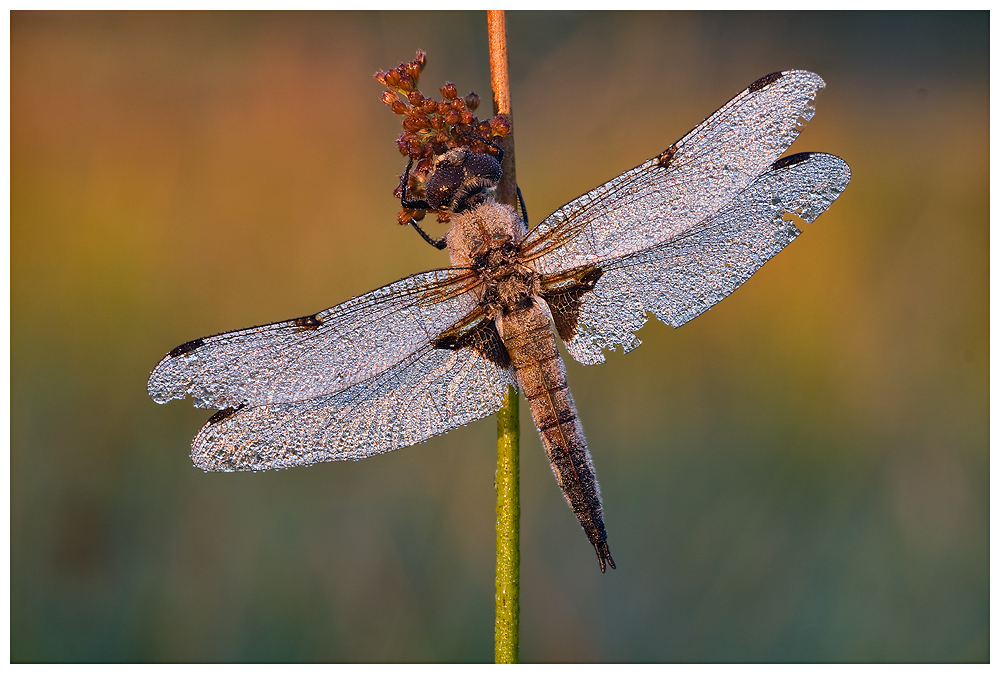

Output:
xmin=491 ymin=114 xmax=511 ymax=137
xmin=376 ymin=51 xmax=510 ymax=225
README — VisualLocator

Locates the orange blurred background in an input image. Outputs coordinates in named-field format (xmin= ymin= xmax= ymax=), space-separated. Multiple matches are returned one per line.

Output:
xmin=11 ymin=11 xmax=987 ymax=662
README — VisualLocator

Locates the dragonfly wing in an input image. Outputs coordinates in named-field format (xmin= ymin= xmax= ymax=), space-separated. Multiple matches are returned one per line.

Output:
xmin=523 ymin=70 xmax=827 ymax=274
xmin=189 ymin=334 xmax=516 ymax=471
xmin=148 ymin=268 xmax=480 ymax=409
xmin=549 ymin=153 xmax=851 ymax=364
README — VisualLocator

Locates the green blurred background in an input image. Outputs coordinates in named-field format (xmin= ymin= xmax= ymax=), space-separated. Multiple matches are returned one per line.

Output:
xmin=11 ymin=11 xmax=987 ymax=662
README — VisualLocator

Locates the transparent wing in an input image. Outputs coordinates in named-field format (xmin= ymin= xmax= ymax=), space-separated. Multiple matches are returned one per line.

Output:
xmin=522 ymin=70 xmax=827 ymax=274
xmin=148 ymin=268 xmax=480 ymax=409
xmin=189 ymin=341 xmax=516 ymax=471
xmin=558 ymin=153 xmax=851 ymax=364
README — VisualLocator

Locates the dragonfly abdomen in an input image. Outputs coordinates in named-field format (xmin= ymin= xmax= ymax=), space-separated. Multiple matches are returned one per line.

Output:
xmin=500 ymin=301 xmax=615 ymax=572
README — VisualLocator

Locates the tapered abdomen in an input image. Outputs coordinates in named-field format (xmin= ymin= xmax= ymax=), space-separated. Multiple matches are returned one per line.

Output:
xmin=500 ymin=300 xmax=615 ymax=572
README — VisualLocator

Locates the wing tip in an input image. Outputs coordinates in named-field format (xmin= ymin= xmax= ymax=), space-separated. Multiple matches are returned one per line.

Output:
xmin=748 ymin=71 xmax=785 ymax=93
xmin=748 ymin=70 xmax=826 ymax=96
xmin=168 ymin=337 xmax=205 ymax=358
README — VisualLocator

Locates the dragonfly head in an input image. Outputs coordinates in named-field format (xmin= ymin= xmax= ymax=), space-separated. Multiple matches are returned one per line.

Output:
xmin=425 ymin=148 xmax=502 ymax=215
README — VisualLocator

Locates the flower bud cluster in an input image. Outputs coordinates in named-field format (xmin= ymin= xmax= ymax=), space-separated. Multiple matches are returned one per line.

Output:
xmin=375 ymin=50 xmax=510 ymax=224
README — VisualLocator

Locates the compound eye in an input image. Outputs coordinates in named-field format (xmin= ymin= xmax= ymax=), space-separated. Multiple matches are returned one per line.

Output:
xmin=425 ymin=165 xmax=463 ymax=211
xmin=463 ymin=153 xmax=502 ymax=186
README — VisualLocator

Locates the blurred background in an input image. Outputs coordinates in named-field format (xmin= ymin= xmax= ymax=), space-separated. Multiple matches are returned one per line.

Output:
xmin=11 ymin=11 xmax=987 ymax=662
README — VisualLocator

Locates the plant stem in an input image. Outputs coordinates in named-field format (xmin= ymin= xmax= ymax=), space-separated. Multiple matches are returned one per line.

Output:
xmin=488 ymin=10 xmax=518 ymax=207
xmin=495 ymin=384 xmax=519 ymax=664
xmin=488 ymin=9 xmax=520 ymax=665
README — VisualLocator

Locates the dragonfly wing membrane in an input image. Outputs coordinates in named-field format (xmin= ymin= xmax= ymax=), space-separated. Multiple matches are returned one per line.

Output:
xmin=524 ymin=70 xmax=827 ymax=275
xmin=190 ymin=338 xmax=516 ymax=471
xmin=148 ymin=268 xmax=480 ymax=409
xmin=558 ymin=153 xmax=851 ymax=364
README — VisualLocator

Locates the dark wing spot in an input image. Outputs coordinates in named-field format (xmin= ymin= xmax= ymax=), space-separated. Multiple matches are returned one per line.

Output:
xmin=434 ymin=334 xmax=460 ymax=350
xmin=656 ymin=144 xmax=678 ymax=170
xmin=434 ymin=317 xmax=511 ymax=369
xmin=771 ymin=152 xmax=813 ymax=170
xmin=169 ymin=338 xmax=204 ymax=358
xmin=748 ymin=71 xmax=784 ymax=93
xmin=292 ymin=314 xmax=323 ymax=330
xmin=541 ymin=267 xmax=604 ymax=343
xmin=207 ymin=403 xmax=245 ymax=425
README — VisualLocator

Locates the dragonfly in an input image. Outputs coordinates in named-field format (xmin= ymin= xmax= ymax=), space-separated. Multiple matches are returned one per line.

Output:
xmin=148 ymin=70 xmax=851 ymax=572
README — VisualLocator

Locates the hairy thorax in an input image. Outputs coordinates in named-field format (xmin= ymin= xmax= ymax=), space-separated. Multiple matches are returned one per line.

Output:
xmin=446 ymin=201 xmax=544 ymax=331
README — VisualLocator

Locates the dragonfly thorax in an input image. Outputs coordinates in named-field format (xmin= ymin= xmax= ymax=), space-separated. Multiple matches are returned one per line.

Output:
xmin=444 ymin=200 xmax=537 ymax=319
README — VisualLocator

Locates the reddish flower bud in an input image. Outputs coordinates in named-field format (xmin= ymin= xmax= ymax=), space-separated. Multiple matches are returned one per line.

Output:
xmin=381 ymin=90 xmax=398 ymax=107
xmin=398 ymin=73 xmax=414 ymax=92
xmin=421 ymin=99 xmax=438 ymax=114
xmin=460 ymin=110 xmax=474 ymax=125
xmin=451 ymin=97 xmax=466 ymax=110
xmin=404 ymin=62 xmax=421 ymax=80
xmin=491 ymin=114 xmax=511 ymax=136
xmin=374 ymin=70 xmax=388 ymax=86
xmin=430 ymin=116 xmax=444 ymax=131
xmin=414 ymin=50 xmax=427 ymax=70
xmin=384 ymin=69 xmax=401 ymax=87
xmin=437 ymin=101 xmax=450 ymax=115
xmin=444 ymin=109 xmax=460 ymax=125
xmin=441 ymin=82 xmax=458 ymax=99
xmin=465 ymin=91 xmax=480 ymax=111
xmin=476 ymin=121 xmax=492 ymax=137
xmin=407 ymin=91 xmax=424 ymax=106
xmin=391 ymin=100 xmax=407 ymax=115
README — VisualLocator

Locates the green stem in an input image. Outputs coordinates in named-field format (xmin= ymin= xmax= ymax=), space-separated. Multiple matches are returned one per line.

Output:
xmin=495 ymin=383 xmax=520 ymax=663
